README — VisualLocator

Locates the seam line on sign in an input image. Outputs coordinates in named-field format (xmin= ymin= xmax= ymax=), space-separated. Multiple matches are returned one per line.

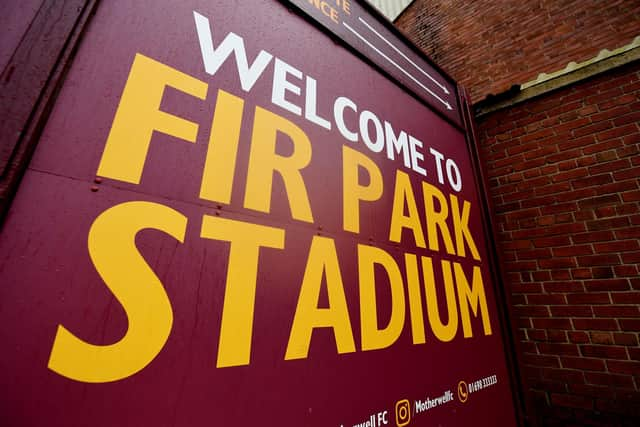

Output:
xmin=342 ymin=22 xmax=453 ymax=110
xmin=358 ymin=17 xmax=449 ymax=95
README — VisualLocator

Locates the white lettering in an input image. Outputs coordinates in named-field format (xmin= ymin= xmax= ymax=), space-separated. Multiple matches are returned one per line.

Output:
xmin=409 ymin=136 xmax=426 ymax=176
xmin=430 ymin=147 xmax=445 ymax=184
xmin=359 ymin=110 xmax=384 ymax=153
xmin=193 ymin=11 xmax=272 ymax=91
xmin=305 ymin=76 xmax=331 ymax=129
xmin=384 ymin=121 xmax=410 ymax=168
xmin=334 ymin=96 xmax=359 ymax=142
xmin=272 ymin=58 xmax=303 ymax=115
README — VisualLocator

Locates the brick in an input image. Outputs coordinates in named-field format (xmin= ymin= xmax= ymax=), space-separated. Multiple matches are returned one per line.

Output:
xmin=613 ymin=333 xmax=638 ymax=346
xmin=572 ymin=230 xmax=614 ymax=244
xmin=546 ymin=330 xmax=568 ymax=342
xmin=543 ymin=368 xmax=585 ymax=383
xmin=533 ymin=318 xmax=573 ymax=329
xmin=527 ymin=329 xmax=547 ymax=341
xmin=616 ymin=204 xmax=640 ymax=215
xmin=511 ymin=283 xmax=544 ymax=294
xmin=589 ymin=332 xmax=613 ymax=345
xmin=552 ymin=168 xmax=589 ymax=183
xmin=538 ymin=342 xmax=580 ymax=356
xmin=610 ymin=292 xmax=640 ymax=304
xmin=621 ymin=251 xmax=640 ymax=263
xmin=550 ymin=393 xmax=593 ymax=410
xmin=523 ymin=353 xmax=561 ymax=368
xmin=612 ymin=110 xmax=640 ymax=126
xmin=544 ymin=282 xmax=582 ymax=293
xmin=590 ymin=267 xmax=614 ymax=279
xmin=553 ymin=245 xmax=593 ymax=257
xmin=566 ymin=293 xmax=610 ymax=304
xmin=517 ymin=248 xmax=553 ymax=260
xmin=595 ymin=398 xmax=640 ymax=416
xmin=514 ymin=305 xmax=550 ymax=317
xmin=615 ymin=227 xmax=640 ymax=240
xmin=595 ymin=123 xmax=638 ymax=142
xmin=521 ymin=341 xmax=538 ymax=353
xmin=572 ymin=121 xmax=612 ymax=138
xmin=540 ymin=202 xmax=578 ymax=215
xmin=589 ymin=158 xmax=631 ymax=175
xmin=550 ymin=270 xmax=572 ymax=281
xmin=550 ymin=306 xmax=592 ymax=317
xmin=572 ymin=173 xmax=613 ymax=189
xmin=622 ymin=190 xmax=640 ymax=202
xmin=593 ymin=240 xmax=640 ymax=253
xmin=535 ymin=182 xmax=571 ymax=199
xmin=570 ymin=268 xmax=591 ymax=279
xmin=607 ymin=360 xmax=640 ymax=375
xmin=573 ymin=318 xmax=619 ymax=331
xmin=532 ymin=270 xmax=552 ymax=281
xmin=534 ymin=236 xmax=572 ymax=247
xmin=574 ymin=210 xmax=594 ymax=221
xmin=586 ymin=217 xmax=630 ymax=231
xmin=580 ymin=345 xmax=628 ymax=359
xmin=554 ymin=117 xmax=591 ymax=134
xmin=593 ymin=305 xmax=640 ymax=318
xmin=619 ymin=319 xmax=640 ymax=331
xmin=561 ymin=357 xmax=605 ymax=371
xmin=613 ymin=265 xmax=639 ymax=277
xmin=568 ymin=383 xmax=608 ymax=399
xmin=538 ymin=258 xmax=578 ymax=269
xmin=590 ymin=106 xmax=631 ymax=123
xmin=594 ymin=206 xmax=616 ymax=218
xmin=583 ymin=279 xmax=630 ymax=291
xmin=576 ymin=194 xmax=620 ymax=209
xmin=516 ymin=317 xmax=533 ymax=329
xmin=529 ymin=379 xmax=568 ymax=394
xmin=594 ymin=149 xmax=618 ymax=162
xmin=598 ymin=180 xmax=639 ymax=195
xmin=613 ymin=166 xmax=640 ymax=180
xmin=585 ymin=372 xmax=635 ymax=388
xmin=527 ymin=294 xmax=567 ymax=305
xmin=582 ymin=139 xmax=625 ymax=155
xmin=577 ymin=254 xmax=621 ymax=267
xmin=568 ymin=331 xmax=589 ymax=343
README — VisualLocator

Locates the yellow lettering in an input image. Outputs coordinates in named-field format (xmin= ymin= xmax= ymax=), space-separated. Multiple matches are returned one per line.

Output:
xmin=455 ymin=263 xmax=492 ymax=338
xmin=404 ymin=253 xmax=425 ymax=344
xmin=336 ymin=0 xmax=351 ymax=14
xmin=244 ymin=106 xmax=314 ymax=223
xmin=97 ymin=54 xmax=207 ymax=183
xmin=389 ymin=170 xmax=426 ymax=248
xmin=424 ymin=258 xmax=458 ymax=342
xmin=343 ymin=146 xmax=383 ymax=234
xmin=200 ymin=90 xmax=245 ymax=204
xmin=200 ymin=216 xmax=285 ymax=367
xmin=450 ymin=195 xmax=481 ymax=261
xmin=358 ymin=244 xmax=405 ymax=351
xmin=422 ymin=182 xmax=455 ymax=255
xmin=285 ymin=236 xmax=355 ymax=360
xmin=48 ymin=201 xmax=187 ymax=383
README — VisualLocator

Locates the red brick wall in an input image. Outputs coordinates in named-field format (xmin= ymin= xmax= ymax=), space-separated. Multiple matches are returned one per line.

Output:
xmin=396 ymin=0 xmax=640 ymax=102
xmin=478 ymin=61 xmax=640 ymax=426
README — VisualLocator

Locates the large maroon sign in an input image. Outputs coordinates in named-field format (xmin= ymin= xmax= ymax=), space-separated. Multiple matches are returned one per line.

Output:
xmin=0 ymin=1 xmax=519 ymax=426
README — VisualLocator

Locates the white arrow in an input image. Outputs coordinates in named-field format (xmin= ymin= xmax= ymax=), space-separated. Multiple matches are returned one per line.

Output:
xmin=358 ymin=17 xmax=450 ymax=95
xmin=343 ymin=22 xmax=453 ymax=110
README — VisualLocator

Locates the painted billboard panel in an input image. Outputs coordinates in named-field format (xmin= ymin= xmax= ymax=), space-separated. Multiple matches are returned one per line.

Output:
xmin=0 ymin=1 xmax=519 ymax=426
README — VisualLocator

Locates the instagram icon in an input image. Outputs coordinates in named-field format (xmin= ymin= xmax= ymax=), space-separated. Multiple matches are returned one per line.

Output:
xmin=395 ymin=399 xmax=411 ymax=426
